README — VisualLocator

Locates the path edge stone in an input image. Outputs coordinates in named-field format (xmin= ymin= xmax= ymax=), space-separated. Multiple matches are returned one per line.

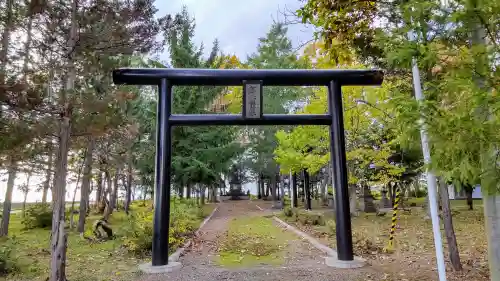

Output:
xmin=272 ymin=215 xmax=337 ymax=256
xmin=139 ymin=204 xmax=219 ymax=273
xmin=257 ymin=204 xmax=366 ymax=269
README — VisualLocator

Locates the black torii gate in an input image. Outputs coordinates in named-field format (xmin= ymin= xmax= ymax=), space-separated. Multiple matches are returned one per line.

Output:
xmin=112 ymin=68 xmax=384 ymax=267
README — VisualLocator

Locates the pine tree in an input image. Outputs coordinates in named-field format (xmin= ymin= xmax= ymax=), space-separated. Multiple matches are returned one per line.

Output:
xmin=240 ymin=23 xmax=308 ymax=206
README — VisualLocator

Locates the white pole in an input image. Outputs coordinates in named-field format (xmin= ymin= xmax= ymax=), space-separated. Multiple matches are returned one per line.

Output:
xmin=408 ymin=31 xmax=447 ymax=281
xmin=289 ymin=169 xmax=295 ymax=207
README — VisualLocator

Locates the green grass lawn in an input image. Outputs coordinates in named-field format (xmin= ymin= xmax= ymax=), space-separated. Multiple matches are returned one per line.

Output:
xmin=4 ymin=201 xmax=216 ymax=281
xmin=216 ymin=215 xmax=296 ymax=268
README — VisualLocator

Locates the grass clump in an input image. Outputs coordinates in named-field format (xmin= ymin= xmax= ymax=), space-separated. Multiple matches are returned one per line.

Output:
xmin=217 ymin=216 xmax=294 ymax=268
xmin=0 ymin=237 xmax=18 ymax=275
xmin=282 ymin=208 xmax=326 ymax=226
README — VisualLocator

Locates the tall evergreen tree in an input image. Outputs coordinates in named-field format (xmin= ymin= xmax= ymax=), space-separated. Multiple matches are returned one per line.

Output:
xmin=133 ymin=6 xmax=243 ymax=200
xmin=244 ymin=23 xmax=308 ymax=205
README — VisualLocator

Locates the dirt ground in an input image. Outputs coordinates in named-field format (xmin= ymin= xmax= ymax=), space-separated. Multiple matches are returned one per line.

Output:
xmin=137 ymin=200 xmax=384 ymax=281
xmin=280 ymin=201 xmax=490 ymax=281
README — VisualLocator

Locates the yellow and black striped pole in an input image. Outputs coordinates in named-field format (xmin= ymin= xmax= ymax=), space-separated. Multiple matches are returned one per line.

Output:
xmin=385 ymin=186 xmax=400 ymax=252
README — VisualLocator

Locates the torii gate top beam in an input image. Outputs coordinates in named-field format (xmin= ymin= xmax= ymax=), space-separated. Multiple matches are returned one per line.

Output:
xmin=112 ymin=68 xmax=383 ymax=86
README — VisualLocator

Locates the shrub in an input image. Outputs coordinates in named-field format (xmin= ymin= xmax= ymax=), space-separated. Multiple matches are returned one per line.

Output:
xmin=22 ymin=203 xmax=52 ymax=229
xmin=283 ymin=207 xmax=293 ymax=217
xmin=292 ymin=211 xmax=326 ymax=226
xmin=0 ymin=237 xmax=18 ymax=275
xmin=121 ymin=212 xmax=154 ymax=256
xmin=327 ymin=185 xmax=333 ymax=195
xmin=415 ymin=188 xmax=428 ymax=198
xmin=297 ymin=213 xmax=309 ymax=225
xmin=326 ymin=220 xmax=336 ymax=234
xmin=282 ymin=196 xmax=291 ymax=206
xmin=122 ymin=203 xmax=202 ymax=256
xmin=371 ymin=191 xmax=381 ymax=200
xmin=194 ymin=206 xmax=204 ymax=219
xmin=325 ymin=222 xmax=384 ymax=256
xmin=352 ymin=231 xmax=384 ymax=256
xmin=310 ymin=214 xmax=325 ymax=226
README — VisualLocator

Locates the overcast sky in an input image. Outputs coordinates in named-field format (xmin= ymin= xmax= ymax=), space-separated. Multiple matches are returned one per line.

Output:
xmin=156 ymin=0 xmax=315 ymax=60
xmin=1 ymin=0 xmax=314 ymax=203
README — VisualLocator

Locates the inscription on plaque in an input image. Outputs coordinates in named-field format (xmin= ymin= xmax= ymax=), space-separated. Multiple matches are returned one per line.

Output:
xmin=244 ymin=81 xmax=262 ymax=119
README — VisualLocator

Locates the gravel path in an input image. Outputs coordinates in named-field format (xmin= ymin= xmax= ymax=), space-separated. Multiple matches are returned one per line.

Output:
xmin=138 ymin=200 xmax=382 ymax=281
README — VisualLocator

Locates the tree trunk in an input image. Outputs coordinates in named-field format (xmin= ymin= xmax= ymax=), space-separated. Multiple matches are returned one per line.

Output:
xmin=465 ymin=189 xmax=473 ymax=210
xmin=22 ymin=192 xmax=28 ymax=215
xmin=271 ymin=174 xmax=278 ymax=207
xmin=320 ymin=170 xmax=328 ymax=206
xmin=103 ymin=198 xmax=112 ymax=221
xmin=19 ymin=11 xmax=34 ymax=217
xmin=388 ymin=183 xmax=395 ymax=207
xmin=21 ymin=171 xmax=32 ymax=216
xmin=262 ymin=181 xmax=266 ymax=197
xmin=303 ymin=169 xmax=312 ymax=210
xmin=95 ymin=170 xmax=103 ymax=209
xmin=103 ymin=170 xmax=113 ymax=218
xmin=0 ymin=0 xmax=14 ymax=91
xmin=291 ymin=172 xmax=298 ymax=208
xmin=0 ymin=157 xmax=17 ymax=236
xmin=21 ymin=14 xmax=34 ymax=81
xmin=211 ymin=185 xmax=217 ymax=202
xmin=438 ymin=178 xmax=462 ymax=271
xmin=50 ymin=109 xmax=71 ymax=281
xmin=42 ymin=147 xmax=53 ymax=204
xmin=124 ymin=152 xmax=133 ymax=214
xmin=186 ymin=184 xmax=192 ymax=199
xmin=349 ymin=184 xmax=358 ymax=216
xmin=87 ymin=181 xmax=92 ymax=216
xmin=195 ymin=185 xmax=200 ymax=205
xmin=105 ymin=170 xmax=112 ymax=201
xmin=279 ymin=174 xmax=285 ymax=208
xmin=49 ymin=0 xmax=77 ymax=278
xmin=200 ymin=185 xmax=206 ymax=205
xmin=257 ymin=175 xmax=262 ymax=199
xmin=287 ymin=172 xmax=291 ymax=201
xmin=265 ymin=180 xmax=270 ymax=197
xmin=78 ymin=137 xmax=95 ymax=233
xmin=69 ymin=160 xmax=83 ymax=230
xmin=110 ymin=170 xmax=119 ymax=210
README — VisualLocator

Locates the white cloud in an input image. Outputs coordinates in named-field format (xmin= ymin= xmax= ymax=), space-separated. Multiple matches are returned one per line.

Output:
xmin=1 ymin=1 xmax=316 ymax=203
xmin=156 ymin=0 xmax=314 ymax=59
